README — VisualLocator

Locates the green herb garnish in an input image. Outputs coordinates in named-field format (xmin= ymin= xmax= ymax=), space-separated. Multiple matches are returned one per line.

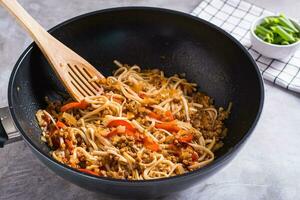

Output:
xmin=254 ymin=14 xmax=300 ymax=45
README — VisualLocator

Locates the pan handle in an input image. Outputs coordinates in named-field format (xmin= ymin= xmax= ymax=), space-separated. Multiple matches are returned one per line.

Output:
xmin=0 ymin=119 xmax=8 ymax=147
xmin=0 ymin=106 xmax=22 ymax=147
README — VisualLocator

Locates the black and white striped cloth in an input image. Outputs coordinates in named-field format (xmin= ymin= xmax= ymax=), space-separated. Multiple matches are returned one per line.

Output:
xmin=191 ymin=0 xmax=300 ymax=93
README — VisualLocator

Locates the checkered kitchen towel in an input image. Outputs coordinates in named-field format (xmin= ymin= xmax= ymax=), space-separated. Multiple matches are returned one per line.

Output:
xmin=191 ymin=0 xmax=300 ymax=93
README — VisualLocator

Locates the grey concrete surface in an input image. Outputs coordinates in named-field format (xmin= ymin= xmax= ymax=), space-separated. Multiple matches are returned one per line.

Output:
xmin=0 ymin=0 xmax=300 ymax=200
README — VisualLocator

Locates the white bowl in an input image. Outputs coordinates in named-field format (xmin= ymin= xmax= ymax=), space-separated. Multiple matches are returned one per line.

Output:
xmin=250 ymin=15 xmax=300 ymax=59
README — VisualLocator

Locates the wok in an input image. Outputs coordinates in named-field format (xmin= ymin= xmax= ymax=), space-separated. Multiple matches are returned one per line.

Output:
xmin=0 ymin=7 xmax=264 ymax=198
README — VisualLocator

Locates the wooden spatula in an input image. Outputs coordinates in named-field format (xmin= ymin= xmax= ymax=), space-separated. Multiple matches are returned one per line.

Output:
xmin=1 ymin=0 xmax=104 ymax=101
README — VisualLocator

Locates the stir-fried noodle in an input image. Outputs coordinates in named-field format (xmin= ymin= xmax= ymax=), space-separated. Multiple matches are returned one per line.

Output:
xmin=36 ymin=61 xmax=231 ymax=180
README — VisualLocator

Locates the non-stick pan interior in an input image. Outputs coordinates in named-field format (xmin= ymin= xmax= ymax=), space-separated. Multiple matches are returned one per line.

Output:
xmin=9 ymin=8 xmax=262 ymax=166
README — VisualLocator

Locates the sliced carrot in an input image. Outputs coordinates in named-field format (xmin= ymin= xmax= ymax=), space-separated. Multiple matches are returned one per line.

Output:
xmin=155 ymin=122 xmax=180 ymax=132
xmin=148 ymin=111 xmax=161 ymax=120
xmin=149 ymin=111 xmax=174 ymax=122
xmin=60 ymin=100 xmax=89 ymax=112
xmin=107 ymin=120 xmax=136 ymax=132
xmin=106 ymin=128 xmax=138 ymax=138
xmin=56 ymin=121 xmax=66 ymax=129
xmin=106 ymin=120 xmax=138 ymax=139
xmin=106 ymin=129 xmax=118 ymax=138
xmin=191 ymin=152 xmax=199 ymax=161
xmin=162 ymin=111 xmax=174 ymax=121
xmin=178 ymin=133 xmax=193 ymax=143
xmin=78 ymin=168 xmax=99 ymax=176
xmin=143 ymin=137 xmax=159 ymax=151
xmin=65 ymin=139 xmax=74 ymax=151
xmin=65 ymin=139 xmax=72 ymax=146
xmin=125 ymin=129 xmax=136 ymax=136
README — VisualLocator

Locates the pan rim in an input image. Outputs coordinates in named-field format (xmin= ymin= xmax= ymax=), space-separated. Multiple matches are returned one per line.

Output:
xmin=8 ymin=6 xmax=264 ymax=185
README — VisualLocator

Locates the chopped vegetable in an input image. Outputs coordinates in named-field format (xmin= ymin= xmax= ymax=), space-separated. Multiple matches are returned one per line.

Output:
xmin=273 ymin=35 xmax=284 ymax=44
xmin=270 ymin=26 xmax=295 ymax=42
xmin=143 ymin=136 xmax=159 ymax=151
xmin=178 ymin=134 xmax=193 ymax=143
xmin=106 ymin=128 xmax=136 ymax=138
xmin=281 ymin=41 xmax=290 ymax=45
xmin=149 ymin=111 xmax=174 ymax=122
xmin=78 ymin=168 xmax=99 ymax=176
xmin=65 ymin=139 xmax=74 ymax=151
xmin=107 ymin=120 xmax=136 ymax=132
xmin=148 ymin=111 xmax=161 ymax=120
xmin=56 ymin=121 xmax=66 ymax=129
xmin=163 ymin=111 xmax=174 ymax=121
xmin=176 ymin=130 xmax=194 ymax=143
xmin=126 ymin=112 xmax=135 ymax=120
xmin=278 ymin=14 xmax=299 ymax=33
xmin=106 ymin=120 xmax=139 ymax=139
xmin=106 ymin=129 xmax=119 ymax=138
xmin=62 ymin=112 xmax=77 ymax=126
xmin=254 ymin=14 xmax=300 ymax=45
xmin=60 ymin=100 xmax=89 ymax=112
xmin=280 ymin=25 xmax=296 ymax=33
xmin=155 ymin=121 xmax=180 ymax=132
xmin=192 ymin=152 xmax=199 ymax=161
xmin=255 ymin=25 xmax=273 ymax=37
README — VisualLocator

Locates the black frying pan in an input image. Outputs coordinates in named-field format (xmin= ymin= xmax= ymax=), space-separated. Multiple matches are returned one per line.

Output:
xmin=0 ymin=7 xmax=264 ymax=199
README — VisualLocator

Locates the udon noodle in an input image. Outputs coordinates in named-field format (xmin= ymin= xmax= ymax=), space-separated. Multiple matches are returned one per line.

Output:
xmin=36 ymin=61 xmax=231 ymax=180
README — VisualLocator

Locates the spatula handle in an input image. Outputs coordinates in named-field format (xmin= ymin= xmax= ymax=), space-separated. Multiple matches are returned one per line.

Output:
xmin=1 ymin=0 xmax=105 ymax=102
xmin=0 ymin=0 xmax=58 ymax=63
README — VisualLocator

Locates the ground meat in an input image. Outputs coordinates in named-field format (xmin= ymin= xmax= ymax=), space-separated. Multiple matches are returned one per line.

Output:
xmin=192 ymin=92 xmax=213 ymax=108
xmin=179 ymin=146 xmax=194 ymax=165
xmin=190 ymin=110 xmax=213 ymax=130
xmin=189 ymin=93 xmax=230 ymax=141
xmin=50 ymin=134 xmax=60 ymax=150
xmin=124 ymin=101 xmax=141 ymax=115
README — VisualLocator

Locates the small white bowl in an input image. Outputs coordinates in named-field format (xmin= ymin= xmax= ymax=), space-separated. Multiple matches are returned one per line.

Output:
xmin=250 ymin=15 xmax=300 ymax=59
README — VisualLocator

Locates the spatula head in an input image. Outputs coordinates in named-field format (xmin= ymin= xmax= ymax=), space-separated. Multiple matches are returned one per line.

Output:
xmin=62 ymin=62 xmax=104 ymax=101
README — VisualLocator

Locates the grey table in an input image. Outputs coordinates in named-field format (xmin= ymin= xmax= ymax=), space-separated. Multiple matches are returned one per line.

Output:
xmin=0 ymin=0 xmax=300 ymax=200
